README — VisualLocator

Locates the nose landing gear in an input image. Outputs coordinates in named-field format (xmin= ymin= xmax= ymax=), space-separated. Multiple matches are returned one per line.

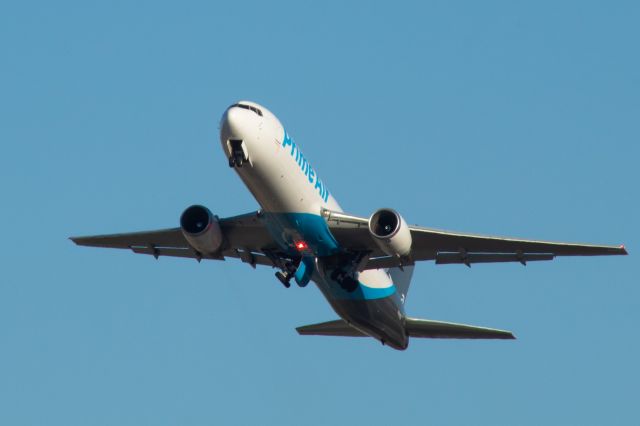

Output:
xmin=228 ymin=139 xmax=247 ymax=168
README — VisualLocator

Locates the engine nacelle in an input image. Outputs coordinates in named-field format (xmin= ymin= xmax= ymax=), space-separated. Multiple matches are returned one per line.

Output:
xmin=368 ymin=208 xmax=412 ymax=257
xmin=180 ymin=205 xmax=223 ymax=255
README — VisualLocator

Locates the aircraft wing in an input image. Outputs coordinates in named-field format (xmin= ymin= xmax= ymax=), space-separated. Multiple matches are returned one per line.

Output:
xmin=322 ymin=210 xmax=628 ymax=269
xmin=70 ymin=211 xmax=288 ymax=269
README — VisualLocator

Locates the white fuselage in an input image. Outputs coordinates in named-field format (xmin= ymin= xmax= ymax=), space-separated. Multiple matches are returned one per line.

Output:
xmin=219 ymin=101 xmax=407 ymax=349
xmin=221 ymin=102 xmax=339 ymax=214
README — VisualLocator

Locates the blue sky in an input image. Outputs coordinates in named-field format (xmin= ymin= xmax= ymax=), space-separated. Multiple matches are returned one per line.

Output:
xmin=1 ymin=1 xmax=638 ymax=425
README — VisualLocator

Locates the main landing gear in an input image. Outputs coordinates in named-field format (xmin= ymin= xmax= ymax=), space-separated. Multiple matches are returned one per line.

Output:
xmin=275 ymin=271 xmax=292 ymax=288
xmin=275 ymin=260 xmax=298 ymax=288
xmin=275 ymin=257 xmax=313 ymax=289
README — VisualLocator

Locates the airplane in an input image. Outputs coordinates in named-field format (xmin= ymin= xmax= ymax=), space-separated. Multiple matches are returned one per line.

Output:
xmin=71 ymin=101 xmax=628 ymax=350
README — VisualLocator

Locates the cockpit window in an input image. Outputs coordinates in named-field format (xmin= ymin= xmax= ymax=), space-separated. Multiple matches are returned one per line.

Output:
xmin=231 ymin=103 xmax=263 ymax=117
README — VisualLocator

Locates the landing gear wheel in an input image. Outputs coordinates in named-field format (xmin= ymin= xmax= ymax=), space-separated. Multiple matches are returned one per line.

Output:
xmin=228 ymin=156 xmax=236 ymax=167
xmin=275 ymin=271 xmax=291 ymax=288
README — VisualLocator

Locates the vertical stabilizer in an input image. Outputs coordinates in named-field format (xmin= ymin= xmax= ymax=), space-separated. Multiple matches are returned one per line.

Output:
xmin=389 ymin=265 xmax=414 ymax=303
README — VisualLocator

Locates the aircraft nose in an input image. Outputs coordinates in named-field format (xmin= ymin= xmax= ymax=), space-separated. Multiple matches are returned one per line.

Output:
xmin=220 ymin=106 xmax=246 ymax=140
xmin=220 ymin=102 xmax=263 ymax=142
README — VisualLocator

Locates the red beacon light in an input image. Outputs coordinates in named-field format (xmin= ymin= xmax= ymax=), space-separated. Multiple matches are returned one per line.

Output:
xmin=294 ymin=241 xmax=308 ymax=251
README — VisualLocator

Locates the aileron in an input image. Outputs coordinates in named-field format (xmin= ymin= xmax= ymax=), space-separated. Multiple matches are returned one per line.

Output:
xmin=410 ymin=225 xmax=627 ymax=257
xmin=70 ymin=227 xmax=186 ymax=249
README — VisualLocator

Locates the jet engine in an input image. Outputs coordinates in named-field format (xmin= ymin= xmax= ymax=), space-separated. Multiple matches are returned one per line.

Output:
xmin=180 ymin=205 xmax=223 ymax=255
xmin=368 ymin=208 xmax=412 ymax=257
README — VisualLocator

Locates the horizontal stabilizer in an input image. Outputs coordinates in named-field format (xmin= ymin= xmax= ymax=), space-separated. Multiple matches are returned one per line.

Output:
xmin=296 ymin=319 xmax=366 ymax=337
xmin=406 ymin=317 xmax=515 ymax=339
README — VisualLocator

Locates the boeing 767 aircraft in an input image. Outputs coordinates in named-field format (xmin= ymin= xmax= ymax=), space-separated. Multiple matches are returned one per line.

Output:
xmin=72 ymin=101 xmax=627 ymax=350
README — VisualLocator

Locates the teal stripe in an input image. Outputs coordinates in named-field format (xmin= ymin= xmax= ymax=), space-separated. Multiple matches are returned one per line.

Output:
xmin=261 ymin=211 xmax=395 ymax=300
xmin=331 ymin=282 xmax=396 ymax=301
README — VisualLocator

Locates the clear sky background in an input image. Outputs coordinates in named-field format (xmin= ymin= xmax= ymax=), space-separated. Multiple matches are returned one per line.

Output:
xmin=1 ymin=1 xmax=638 ymax=425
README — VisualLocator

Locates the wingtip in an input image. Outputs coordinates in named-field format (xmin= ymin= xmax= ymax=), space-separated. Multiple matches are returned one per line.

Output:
xmin=620 ymin=244 xmax=628 ymax=255
xmin=69 ymin=236 xmax=86 ymax=246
